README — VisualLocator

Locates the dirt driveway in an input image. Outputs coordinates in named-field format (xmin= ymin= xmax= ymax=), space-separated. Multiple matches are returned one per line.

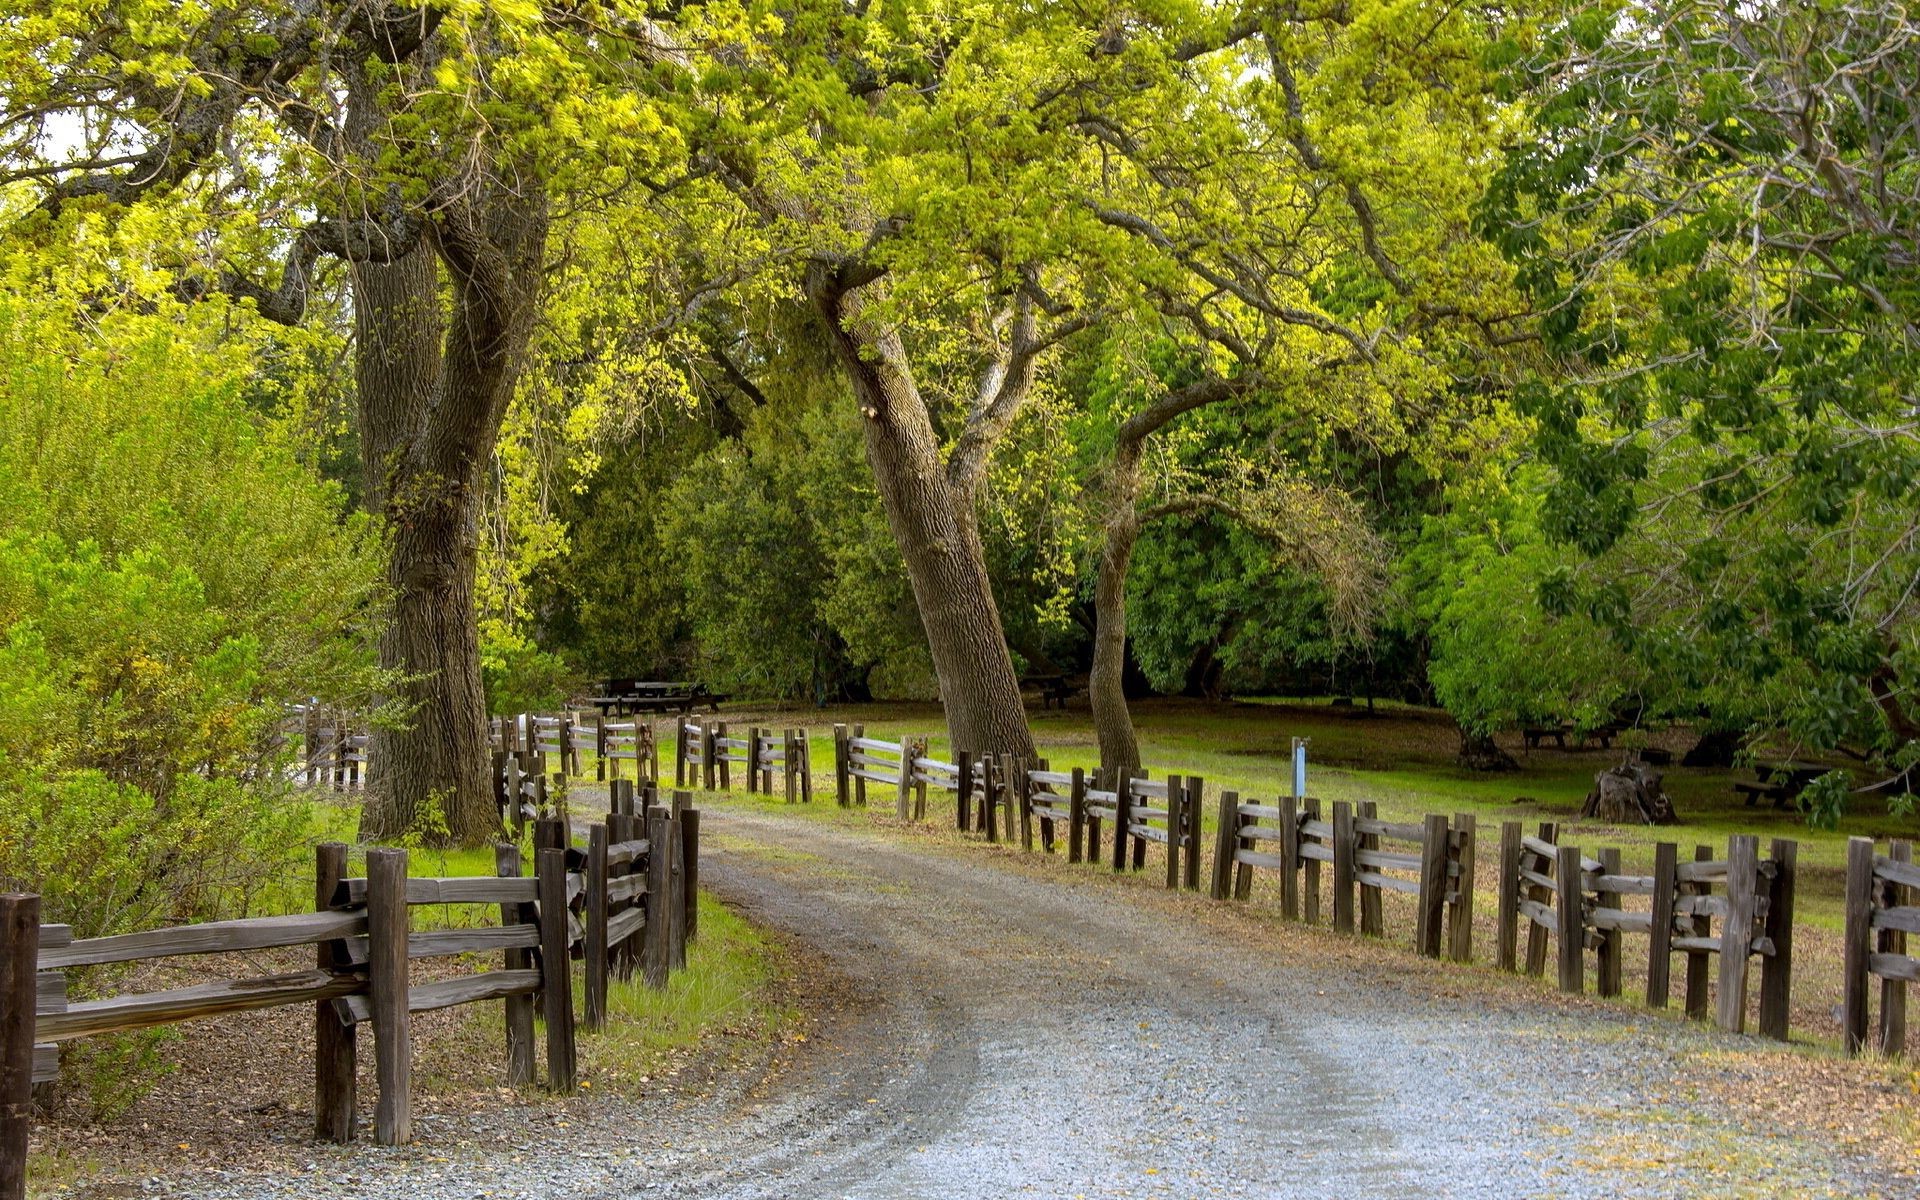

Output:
xmin=150 ymin=803 xmax=1897 ymax=1199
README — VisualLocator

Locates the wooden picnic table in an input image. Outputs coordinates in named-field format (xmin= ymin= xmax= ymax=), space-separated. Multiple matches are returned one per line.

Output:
xmin=1733 ymin=761 xmax=1830 ymax=810
xmin=1019 ymin=674 xmax=1080 ymax=710
xmin=588 ymin=680 xmax=728 ymax=717
xmin=1522 ymin=722 xmax=1621 ymax=751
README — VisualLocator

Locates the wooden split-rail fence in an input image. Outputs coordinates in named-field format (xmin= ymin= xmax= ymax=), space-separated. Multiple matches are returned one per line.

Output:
xmin=0 ymin=793 xmax=701 ymax=1197
xmin=1843 ymin=836 xmax=1919 ymax=1056
xmin=1492 ymin=824 xmax=1797 ymax=1039
xmin=1210 ymin=796 xmax=1474 ymax=959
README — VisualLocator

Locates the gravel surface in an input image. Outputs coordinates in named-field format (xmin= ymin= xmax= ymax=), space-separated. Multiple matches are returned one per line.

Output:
xmin=133 ymin=806 xmax=1893 ymax=1199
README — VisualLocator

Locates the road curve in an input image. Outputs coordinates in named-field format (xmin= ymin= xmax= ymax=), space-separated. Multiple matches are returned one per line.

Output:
xmin=165 ymin=804 xmax=1885 ymax=1200
xmin=611 ymin=807 xmax=1880 ymax=1200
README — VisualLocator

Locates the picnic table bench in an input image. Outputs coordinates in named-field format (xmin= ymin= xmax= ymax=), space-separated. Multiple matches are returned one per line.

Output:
xmin=1522 ymin=722 xmax=1622 ymax=751
xmin=588 ymin=679 xmax=729 ymax=717
xmin=1019 ymin=673 xmax=1081 ymax=710
xmin=1734 ymin=761 xmax=1829 ymax=811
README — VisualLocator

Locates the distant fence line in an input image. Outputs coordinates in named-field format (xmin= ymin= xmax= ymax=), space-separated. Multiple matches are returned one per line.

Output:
xmin=298 ymin=711 xmax=1913 ymax=1063
xmin=1 ymin=784 xmax=702 ymax=1199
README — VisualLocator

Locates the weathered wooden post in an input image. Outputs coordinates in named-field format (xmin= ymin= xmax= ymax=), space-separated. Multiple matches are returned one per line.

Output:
xmin=1331 ymin=800 xmax=1355 ymax=934
xmin=744 ymin=726 xmax=761 ymax=794
xmin=2 ymin=893 xmax=40 ymax=1200
xmin=1555 ymin=844 xmax=1584 ymax=995
xmin=1012 ymin=756 xmax=1034 ymax=852
xmin=1416 ymin=813 xmax=1449 ymax=958
xmin=1067 ymin=767 xmax=1087 ymax=864
xmin=1647 ymin=842 xmax=1678 ymax=1009
xmin=495 ymin=843 xmax=536 ymax=1085
xmin=897 ymin=739 xmax=916 ymax=821
xmin=314 ymin=843 xmax=356 ymax=1141
xmin=1496 ymin=820 xmax=1522 ymax=972
xmin=1759 ymin=837 xmax=1797 ymax=1042
xmin=1718 ymin=834 xmax=1760 ymax=1033
xmin=1879 ymin=841 xmax=1909 ymax=1053
xmin=1525 ymin=823 xmax=1559 ymax=978
xmin=1683 ymin=844 xmax=1713 ymax=1020
xmin=585 ymin=823 xmax=610 ymax=1031
xmin=1446 ymin=814 xmax=1476 ymax=963
xmin=1210 ymin=790 xmax=1238 ymax=901
xmin=1843 ymin=835 xmax=1876 ymax=1053
xmin=667 ymin=810 xmax=688 ymax=971
xmin=1356 ymin=800 xmax=1382 ymax=937
xmin=681 ymin=805 xmax=701 ymax=945
xmin=675 ymin=716 xmax=688 ymax=788
xmin=1182 ymin=776 xmax=1205 ymax=892
xmin=535 ymin=846 xmax=577 ymax=1093
xmin=1300 ymin=797 xmax=1322 ymax=925
xmin=1279 ymin=799 xmax=1301 ymax=920
xmin=644 ymin=806 xmax=673 ymax=989
xmin=851 ymin=724 xmax=868 ymax=807
xmin=834 ymin=724 xmax=851 ymax=807
xmin=1595 ymin=847 xmax=1622 ymax=997
xmin=365 ymin=848 xmax=412 ymax=1145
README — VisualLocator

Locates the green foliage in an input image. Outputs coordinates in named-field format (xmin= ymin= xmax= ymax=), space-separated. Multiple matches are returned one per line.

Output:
xmin=0 ymin=294 xmax=382 ymax=936
xmin=1484 ymin=0 xmax=1920 ymax=818
xmin=480 ymin=624 xmax=571 ymax=716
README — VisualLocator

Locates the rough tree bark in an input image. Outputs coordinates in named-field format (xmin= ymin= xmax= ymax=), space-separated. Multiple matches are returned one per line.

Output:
xmin=1089 ymin=376 xmax=1256 ymax=775
xmin=353 ymin=191 xmax=550 ymax=844
xmin=805 ymin=264 xmax=1057 ymax=758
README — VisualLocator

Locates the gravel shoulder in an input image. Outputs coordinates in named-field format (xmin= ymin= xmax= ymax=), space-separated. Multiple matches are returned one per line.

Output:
xmin=105 ymin=803 xmax=1908 ymax=1199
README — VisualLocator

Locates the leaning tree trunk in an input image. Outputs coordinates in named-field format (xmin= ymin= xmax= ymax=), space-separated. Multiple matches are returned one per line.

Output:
xmin=808 ymin=268 xmax=1035 ymax=759
xmin=354 ymin=190 xmax=549 ymax=847
xmin=1090 ymin=477 xmax=1145 ymax=776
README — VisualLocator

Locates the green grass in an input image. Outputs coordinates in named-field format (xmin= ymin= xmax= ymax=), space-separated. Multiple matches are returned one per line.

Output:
xmin=574 ymin=893 xmax=792 ymax=1091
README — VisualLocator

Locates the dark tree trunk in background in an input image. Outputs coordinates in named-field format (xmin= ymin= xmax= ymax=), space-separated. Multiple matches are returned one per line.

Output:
xmin=355 ymin=188 xmax=550 ymax=847
xmin=1091 ymin=508 xmax=1145 ymax=777
xmin=1458 ymin=729 xmax=1520 ymax=772
xmin=807 ymin=268 xmax=1036 ymax=759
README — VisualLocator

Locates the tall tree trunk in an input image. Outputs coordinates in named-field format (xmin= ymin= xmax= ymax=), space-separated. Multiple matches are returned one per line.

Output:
xmin=807 ymin=267 xmax=1035 ymax=758
xmin=1091 ymin=449 xmax=1146 ymax=776
xmin=354 ymin=187 xmax=550 ymax=846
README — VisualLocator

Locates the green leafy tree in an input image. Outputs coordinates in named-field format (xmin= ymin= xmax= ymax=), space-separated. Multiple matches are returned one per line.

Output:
xmin=1483 ymin=0 xmax=1920 ymax=810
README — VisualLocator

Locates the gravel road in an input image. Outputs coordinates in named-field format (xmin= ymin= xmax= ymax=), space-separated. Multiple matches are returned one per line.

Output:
xmin=153 ymin=805 xmax=1892 ymax=1199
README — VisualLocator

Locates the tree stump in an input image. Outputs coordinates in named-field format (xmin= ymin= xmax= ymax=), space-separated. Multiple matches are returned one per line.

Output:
xmin=1583 ymin=759 xmax=1677 ymax=824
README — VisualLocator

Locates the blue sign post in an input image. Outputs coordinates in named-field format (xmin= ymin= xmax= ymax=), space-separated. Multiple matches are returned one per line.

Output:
xmin=1292 ymin=737 xmax=1308 ymax=799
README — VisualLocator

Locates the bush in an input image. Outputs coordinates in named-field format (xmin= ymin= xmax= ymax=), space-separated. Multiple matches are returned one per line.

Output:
xmin=0 ymin=294 xmax=383 ymax=937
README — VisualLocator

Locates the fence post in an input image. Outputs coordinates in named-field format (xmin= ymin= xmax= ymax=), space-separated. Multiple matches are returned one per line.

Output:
xmin=681 ymin=806 xmax=701 ymax=945
xmin=536 ymin=846 xmax=577 ymax=1093
xmin=713 ymin=720 xmax=730 ymax=791
xmin=1331 ymin=801 xmax=1355 ymax=934
xmin=585 ymin=824 xmax=609 ymax=1032
xmin=1759 ymin=837 xmax=1797 ymax=1042
xmin=1525 ymin=823 xmax=1559 ymax=978
xmin=1182 ymin=776 xmax=1205 ymax=892
xmin=1648 ymin=842 xmax=1677 ymax=1009
xmin=982 ymin=755 xmax=999 ymax=844
xmin=1682 ymin=844 xmax=1713 ymax=1019
xmin=851 ymin=724 xmax=867 ymax=807
xmin=1279 ymin=799 xmax=1300 ymax=920
xmin=1301 ymin=798 xmax=1322 ymax=925
xmin=675 ymin=717 xmax=688 ymax=787
xmin=1067 ymin=767 xmax=1087 ymax=864
xmin=1718 ymin=834 xmax=1759 ymax=1033
xmin=1595 ymin=847 xmax=1622 ymax=997
xmin=1496 ymin=820 xmax=1521 ymax=971
xmin=2 ymin=893 xmax=40 ymax=1200
xmin=1446 ymin=814 xmax=1476 ymax=963
xmin=1843 ymin=835 xmax=1876 ymax=1053
xmin=1110 ymin=771 xmax=1130 ymax=871
xmin=897 ymin=739 xmax=915 ymax=821
xmin=314 ymin=843 xmax=356 ymax=1142
xmin=833 ymin=724 xmax=850 ymax=807
xmin=644 ymin=806 xmax=672 ymax=989
xmin=744 ymin=726 xmax=760 ymax=795
xmin=1233 ymin=795 xmax=1255 ymax=902
xmin=365 ymin=848 xmax=412 ymax=1145
xmin=1210 ymin=790 xmax=1238 ymax=901
xmin=1014 ymin=757 xmax=1035 ymax=852
xmin=495 ymin=842 xmax=536 ymax=1085
xmin=1880 ymin=840 xmax=1909 ymax=1054
xmin=667 ymin=810 xmax=688 ymax=971
xmin=1416 ymin=813 xmax=1448 ymax=958
xmin=955 ymin=749 xmax=972 ymax=830
xmin=1554 ymin=844 xmax=1583 ymax=994
xmin=1356 ymin=800 xmax=1382 ymax=938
